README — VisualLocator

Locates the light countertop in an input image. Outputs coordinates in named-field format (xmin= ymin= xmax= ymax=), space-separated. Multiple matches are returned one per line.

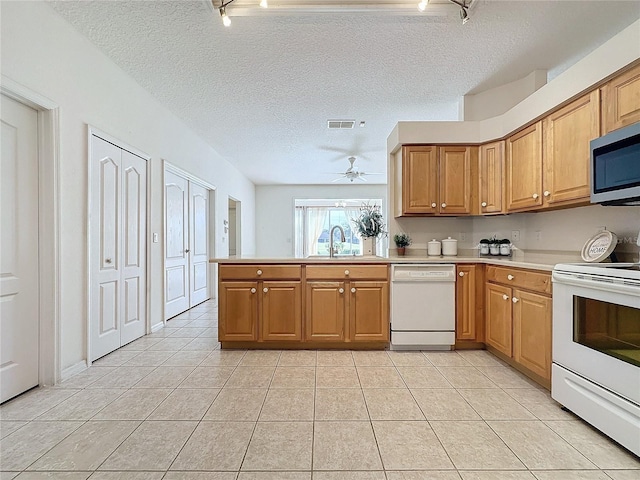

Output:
xmin=210 ymin=249 xmax=583 ymax=272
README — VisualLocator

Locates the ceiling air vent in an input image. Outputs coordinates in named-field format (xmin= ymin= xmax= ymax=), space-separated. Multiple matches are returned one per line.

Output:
xmin=327 ymin=120 xmax=355 ymax=129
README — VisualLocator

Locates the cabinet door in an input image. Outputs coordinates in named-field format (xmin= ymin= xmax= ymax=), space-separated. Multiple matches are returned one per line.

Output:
xmin=506 ymin=122 xmax=543 ymax=211
xmin=602 ymin=63 xmax=640 ymax=134
xmin=438 ymin=146 xmax=475 ymax=215
xmin=512 ymin=289 xmax=552 ymax=381
xmin=485 ymin=283 xmax=513 ymax=357
xmin=543 ymin=90 xmax=600 ymax=205
xmin=219 ymin=281 xmax=258 ymax=341
xmin=479 ymin=141 xmax=504 ymax=214
xmin=262 ymin=281 xmax=302 ymax=341
xmin=305 ymin=281 xmax=346 ymax=341
xmin=349 ymin=281 xmax=389 ymax=342
xmin=402 ymin=146 xmax=438 ymax=214
xmin=456 ymin=265 xmax=483 ymax=342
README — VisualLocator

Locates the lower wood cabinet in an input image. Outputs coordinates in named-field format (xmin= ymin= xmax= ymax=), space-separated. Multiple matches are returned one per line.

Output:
xmin=305 ymin=281 xmax=346 ymax=342
xmin=218 ymin=281 xmax=259 ymax=341
xmin=261 ymin=281 xmax=302 ymax=341
xmin=485 ymin=266 xmax=552 ymax=386
xmin=455 ymin=264 xmax=484 ymax=344
xmin=350 ymin=281 xmax=389 ymax=342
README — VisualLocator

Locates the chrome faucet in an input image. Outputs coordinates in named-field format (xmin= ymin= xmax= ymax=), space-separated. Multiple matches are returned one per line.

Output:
xmin=329 ymin=225 xmax=346 ymax=258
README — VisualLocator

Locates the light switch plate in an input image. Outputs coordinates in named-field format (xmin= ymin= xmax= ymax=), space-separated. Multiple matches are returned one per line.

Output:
xmin=153 ymin=233 xmax=159 ymax=243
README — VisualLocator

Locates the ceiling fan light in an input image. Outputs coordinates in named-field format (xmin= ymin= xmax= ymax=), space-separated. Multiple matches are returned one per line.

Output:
xmin=219 ymin=7 xmax=231 ymax=27
xmin=417 ymin=0 xmax=429 ymax=12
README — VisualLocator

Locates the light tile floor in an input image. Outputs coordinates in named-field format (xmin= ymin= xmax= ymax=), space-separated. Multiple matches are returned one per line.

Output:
xmin=1 ymin=299 xmax=638 ymax=479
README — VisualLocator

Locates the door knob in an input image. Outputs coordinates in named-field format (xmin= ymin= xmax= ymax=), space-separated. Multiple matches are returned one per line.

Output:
xmin=431 ymin=202 xmax=437 ymax=208
xmin=502 ymin=294 xmax=509 ymax=301
xmin=185 ymin=249 xmax=190 ymax=253
xmin=263 ymin=287 xmax=268 ymax=293
xmin=105 ymin=258 xmax=112 ymax=264
xmin=507 ymin=274 xmax=514 ymax=280
xmin=441 ymin=203 xmax=447 ymax=208
xmin=257 ymin=269 xmax=262 ymax=276
xmin=351 ymin=287 xmax=356 ymax=293
xmin=544 ymin=191 xmax=551 ymax=197
xmin=481 ymin=202 xmax=487 ymax=207
xmin=532 ymin=193 xmax=539 ymax=199
xmin=250 ymin=288 xmax=256 ymax=294
xmin=459 ymin=271 xmax=465 ymax=277
xmin=512 ymin=297 xmax=519 ymax=303
xmin=339 ymin=288 xmax=344 ymax=294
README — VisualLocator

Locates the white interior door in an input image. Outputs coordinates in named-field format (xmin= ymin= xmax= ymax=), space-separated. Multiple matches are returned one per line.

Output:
xmin=90 ymin=135 xmax=148 ymax=361
xmin=120 ymin=150 xmax=147 ymax=345
xmin=90 ymin=137 xmax=123 ymax=360
xmin=1 ymin=94 xmax=40 ymax=402
xmin=165 ymin=170 xmax=190 ymax=319
xmin=189 ymin=182 xmax=209 ymax=306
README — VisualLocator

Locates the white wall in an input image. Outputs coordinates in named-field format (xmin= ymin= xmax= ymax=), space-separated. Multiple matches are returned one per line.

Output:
xmin=1 ymin=1 xmax=256 ymax=376
xmin=255 ymin=185 xmax=387 ymax=257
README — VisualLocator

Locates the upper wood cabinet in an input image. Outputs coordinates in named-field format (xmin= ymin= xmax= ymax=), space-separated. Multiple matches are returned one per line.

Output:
xmin=398 ymin=145 xmax=476 ymax=216
xmin=543 ymin=90 xmax=600 ymax=207
xmin=478 ymin=141 xmax=505 ymax=214
xmin=401 ymin=145 xmax=438 ymax=215
xmin=438 ymin=146 xmax=477 ymax=215
xmin=602 ymin=62 xmax=640 ymax=134
xmin=506 ymin=122 xmax=543 ymax=212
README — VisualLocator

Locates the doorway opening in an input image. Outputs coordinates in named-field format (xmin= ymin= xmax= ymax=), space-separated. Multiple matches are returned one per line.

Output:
xmin=228 ymin=197 xmax=241 ymax=256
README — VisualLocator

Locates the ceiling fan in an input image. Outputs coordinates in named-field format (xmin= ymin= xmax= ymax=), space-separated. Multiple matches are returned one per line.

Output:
xmin=331 ymin=156 xmax=382 ymax=183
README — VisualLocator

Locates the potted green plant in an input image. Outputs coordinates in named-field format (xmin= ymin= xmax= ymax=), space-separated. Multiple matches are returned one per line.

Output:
xmin=393 ymin=233 xmax=412 ymax=256
xmin=352 ymin=203 xmax=387 ymax=256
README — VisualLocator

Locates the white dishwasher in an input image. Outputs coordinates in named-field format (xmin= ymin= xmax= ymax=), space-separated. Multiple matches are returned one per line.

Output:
xmin=390 ymin=264 xmax=456 ymax=350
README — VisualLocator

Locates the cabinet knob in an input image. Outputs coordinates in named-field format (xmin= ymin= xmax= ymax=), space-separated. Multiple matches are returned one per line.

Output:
xmin=431 ymin=202 xmax=437 ymax=208
xmin=339 ymin=288 xmax=344 ymax=294
xmin=250 ymin=288 xmax=256 ymax=294
xmin=256 ymin=269 xmax=262 ymax=276
xmin=532 ymin=193 xmax=539 ymax=199
xmin=441 ymin=203 xmax=447 ymax=208
xmin=344 ymin=270 xmax=350 ymax=276
xmin=544 ymin=190 xmax=551 ymax=197
xmin=263 ymin=287 xmax=269 ymax=293
xmin=502 ymin=294 xmax=509 ymax=301
xmin=351 ymin=287 xmax=356 ymax=293
xmin=105 ymin=258 xmax=112 ymax=264
xmin=512 ymin=297 xmax=519 ymax=303
xmin=459 ymin=271 xmax=465 ymax=277
xmin=507 ymin=274 xmax=514 ymax=280
xmin=481 ymin=202 xmax=487 ymax=207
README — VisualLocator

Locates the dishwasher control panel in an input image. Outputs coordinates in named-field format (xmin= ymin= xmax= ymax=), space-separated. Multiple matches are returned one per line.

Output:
xmin=391 ymin=264 xmax=456 ymax=282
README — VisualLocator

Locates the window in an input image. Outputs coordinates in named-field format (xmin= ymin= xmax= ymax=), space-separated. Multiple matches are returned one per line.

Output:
xmin=294 ymin=199 xmax=384 ymax=257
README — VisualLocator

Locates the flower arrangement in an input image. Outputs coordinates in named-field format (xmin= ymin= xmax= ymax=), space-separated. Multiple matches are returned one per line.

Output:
xmin=352 ymin=203 xmax=387 ymax=239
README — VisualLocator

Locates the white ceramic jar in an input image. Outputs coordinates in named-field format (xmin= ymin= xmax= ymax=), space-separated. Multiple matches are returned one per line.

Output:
xmin=441 ymin=237 xmax=458 ymax=256
xmin=490 ymin=244 xmax=500 ymax=255
xmin=427 ymin=239 xmax=442 ymax=256
xmin=500 ymin=243 xmax=511 ymax=256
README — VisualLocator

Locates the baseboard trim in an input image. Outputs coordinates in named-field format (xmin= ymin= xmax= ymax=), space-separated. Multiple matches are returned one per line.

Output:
xmin=60 ymin=360 xmax=88 ymax=382
xmin=151 ymin=321 xmax=165 ymax=333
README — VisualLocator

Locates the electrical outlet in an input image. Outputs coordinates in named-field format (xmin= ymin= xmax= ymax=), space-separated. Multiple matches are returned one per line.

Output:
xmin=535 ymin=230 xmax=542 ymax=242
xmin=511 ymin=230 xmax=520 ymax=242
xmin=460 ymin=232 xmax=467 ymax=242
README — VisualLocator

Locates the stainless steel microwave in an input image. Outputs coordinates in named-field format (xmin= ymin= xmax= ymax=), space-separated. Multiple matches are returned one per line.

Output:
xmin=590 ymin=121 xmax=640 ymax=205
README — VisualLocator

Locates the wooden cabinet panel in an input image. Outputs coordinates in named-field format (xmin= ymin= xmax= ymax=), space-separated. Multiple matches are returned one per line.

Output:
xmin=402 ymin=145 xmax=438 ymax=214
xmin=485 ymin=283 xmax=513 ymax=357
xmin=602 ymin=63 xmax=640 ymax=134
xmin=219 ymin=281 xmax=258 ymax=341
xmin=456 ymin=264 xmax=484 ymax=342
xmin=513 ymin=289 xmax=552 ymax=380
xmin=438 ymin=146 xmax=476 ymax=215
xmin=262 ymin=281 xmax=302 ymax=341
xmin=350 ymin=281 xmax=389 ymax=342
xmin=306 ymin=264 xmax=388 ymax=280
xmin=305 ymin=281 xmax=345 ymax=341
xmin=543 ymin=91 xmax=600 ymax=206
xmin=479 ymin=141 xmax=504 ymax=214
xmin=506 ymin=122 xmax=543 ymax=211
xmin=486 ymin=266 xmax=551 ymax=295
xmin=219 ymin=265 xmax=301 ymax=281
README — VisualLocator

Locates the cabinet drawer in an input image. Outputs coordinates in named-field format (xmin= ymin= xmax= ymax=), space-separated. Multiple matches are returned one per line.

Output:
xmin=219 ymin=265 xmax=302 ymax=280
xmin=486 ymin=266 xmax=551 ymax=294
xmin=305 ymin=264 xmax=389 ymax=280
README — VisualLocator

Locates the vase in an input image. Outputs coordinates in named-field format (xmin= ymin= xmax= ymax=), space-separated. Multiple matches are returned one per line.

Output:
xmin=362 ymin=236 xmax=376 ymax=256
xmin=396 ymin=247 xmax=406 ymax=256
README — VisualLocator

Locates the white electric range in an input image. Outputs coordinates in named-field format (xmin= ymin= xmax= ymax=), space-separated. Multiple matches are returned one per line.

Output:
xmin=552 ymin=262 xmax=640 ymax=456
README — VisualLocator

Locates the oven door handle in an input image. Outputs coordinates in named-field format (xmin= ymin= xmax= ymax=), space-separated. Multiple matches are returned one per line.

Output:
xmin=552 ymin=271 xmax=640 ymax=296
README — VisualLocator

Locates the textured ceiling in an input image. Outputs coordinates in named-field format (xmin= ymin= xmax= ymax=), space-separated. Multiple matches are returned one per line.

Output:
xmin=49 ymin=0 xmax=640 ymax=185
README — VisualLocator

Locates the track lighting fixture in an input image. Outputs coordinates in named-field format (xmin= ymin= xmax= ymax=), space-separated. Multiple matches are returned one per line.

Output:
xmin=417 ymin=0 xmax=429 ymax=12
xmin=418 ymin=0 xmax=470 ymax=24
xmin=219 ymin=6 xmax=231 ymax=27
xmin=259 ymin=0 xmax=268 ymax=8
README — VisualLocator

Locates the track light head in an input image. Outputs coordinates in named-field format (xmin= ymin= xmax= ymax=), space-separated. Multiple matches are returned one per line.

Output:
xmin=460 ymin=6 xmax=469 ymax=24
xmin=417 ymin=0 xmax=429 ymax=12
xmin=219 ymin=6 xmax=231 ymax=26
xmin=259 ymin=0 xmax=268 ymax=7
